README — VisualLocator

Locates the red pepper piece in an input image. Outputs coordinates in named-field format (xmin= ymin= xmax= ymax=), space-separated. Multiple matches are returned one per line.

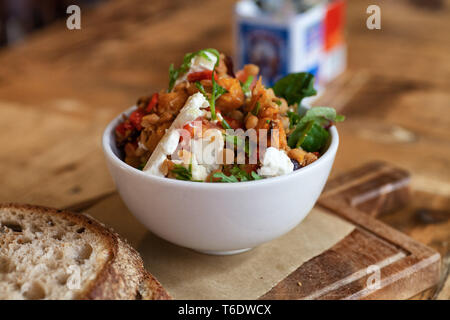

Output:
xmin=182 ymin=121 xmax=197 ymax=138
xmin=129 ymin=109 xmax=145 ymax=131
xmin=146 ymin=93 xmax=159 ymax=113
xmin=187 ymin=70 xmax=218 ymax=82
xmin=115 ymin=121 xmax=133 ymax=137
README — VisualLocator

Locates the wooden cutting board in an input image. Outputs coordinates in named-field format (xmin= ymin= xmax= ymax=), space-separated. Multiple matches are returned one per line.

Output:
xmin=261 ymin=161 xmax=441 ymax=299
xmin=77 ymin=162 xmax=441 ymax=299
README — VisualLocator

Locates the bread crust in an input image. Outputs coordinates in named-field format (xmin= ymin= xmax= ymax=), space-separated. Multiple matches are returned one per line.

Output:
xmin=0 ymin=203 xmax=171 ymax=300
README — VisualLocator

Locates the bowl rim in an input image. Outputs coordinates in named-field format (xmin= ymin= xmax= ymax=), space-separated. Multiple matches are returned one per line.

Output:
xmin=102 ymin=106 xmax=339 ymax=189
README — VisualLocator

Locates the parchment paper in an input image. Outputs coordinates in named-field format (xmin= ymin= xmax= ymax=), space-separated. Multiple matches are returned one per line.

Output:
xmin=87 ymin=194 xmax=354 ymax=299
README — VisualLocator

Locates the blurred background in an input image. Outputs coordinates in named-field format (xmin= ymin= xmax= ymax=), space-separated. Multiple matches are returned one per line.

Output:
xmin=0 ymin=0 xmax=448 ymax=298
xmin=0 ymin=0 xmax=104 ymax=47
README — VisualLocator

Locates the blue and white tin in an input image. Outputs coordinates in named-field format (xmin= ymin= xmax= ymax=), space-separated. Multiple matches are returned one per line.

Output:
xmin=234 ymin=0 xmax=346 ymax=89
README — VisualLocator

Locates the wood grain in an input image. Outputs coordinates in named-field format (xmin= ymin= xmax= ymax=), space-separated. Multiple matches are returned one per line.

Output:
xmin=0 ymin=100 xmax=115 ymax=207
xmin=78 ymin=161 xmax=441 ymax=300
xmin=322 ymin=161 xmax=411 ymax=217
xmin=261 ymin=162 xmax=441 ymax=300
xmin=0 ymin=0 xmax=448 ymax=299
xmin=0 ymin=0 xmax=448 ymax=206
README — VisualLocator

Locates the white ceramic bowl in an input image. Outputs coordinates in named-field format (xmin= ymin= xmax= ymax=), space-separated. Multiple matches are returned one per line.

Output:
xmin=102 ymin=107 xmax=339 ymax=255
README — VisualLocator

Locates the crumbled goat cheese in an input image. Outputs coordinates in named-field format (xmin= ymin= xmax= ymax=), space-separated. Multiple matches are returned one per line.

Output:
xmin=143 ymin=93 xmax=207 ymax=176
xmin=257 ymin=147 xmax=294 ymax=177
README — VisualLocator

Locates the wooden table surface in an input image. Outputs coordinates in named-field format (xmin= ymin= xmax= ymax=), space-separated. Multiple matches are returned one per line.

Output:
xmin=0 ymin=0 xmax=448 ymax=299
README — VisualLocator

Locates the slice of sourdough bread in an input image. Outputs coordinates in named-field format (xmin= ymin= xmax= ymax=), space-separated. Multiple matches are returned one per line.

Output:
xmin=0 ymin=203 xmax=170 ymax=300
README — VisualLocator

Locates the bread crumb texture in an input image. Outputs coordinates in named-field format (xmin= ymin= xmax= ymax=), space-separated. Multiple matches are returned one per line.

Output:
xmin=0 ymin=206 xmax=110 ymax=300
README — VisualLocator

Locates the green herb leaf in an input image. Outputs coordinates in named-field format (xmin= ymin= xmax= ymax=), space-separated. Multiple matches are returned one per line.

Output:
xmin=195 ymin=81 xmax=206 ymax=95
xmin=288 ymin=120 xmax=330 ymax=152
xmin=288 ymin=120 xmax=314 ymax=149
xmin=252 ymin=102 xmax=261 ymax=116
xmin=203 ymin=48 xmax=220 ymax=61
xmin=299 ymin=122 xmax=330 ymax=152
xmin=287 ymin=107 xmax=344 ymax=150
xmin=230 ymin=166 xmax=249 ymax=181
xmin=168 ymin=48 xmax=220 ymax=92
xmin=240 ymin=75 xmax=254 ymax=96
xmin=213 ymin=166 xmax=263 ymax=183
xmin=171 ymin=164 xmax=192 ymax=181
xmin=213 ymin=172 xmax=239 ymax=183
xmin=223 ymin=134 xmax=250 ymax=156
xmin=209 ymin=70 xmax=228 ymax=121
xmin=272 ymin=72 xmax=317 ymax=107
xmin=221 ymin=118 xmax=232 ymax=130
xmin=168 ymin=63 xmax=179 ymax=93
xmin=335 ymin=114 xmax=346 ymax=122
xmin=287 ymin=111 xmax=301 ymax=129
xmin=297 ymin=107 xmax=345 ymax=128
xmin=194 ymin=68 xmax=227 ymax=121
xmin=212 ymin=77 xmax=228 ymax=99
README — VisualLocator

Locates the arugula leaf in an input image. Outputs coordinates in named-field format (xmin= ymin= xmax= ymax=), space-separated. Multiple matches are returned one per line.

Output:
xmin=171 ymin=164 xmax=192 ymax=181
xmin=296 ymin=107 xmax=345 ymax=128
xmin=272 ymin=72 xmax=317 ymax=107
xmin=288 ymin=120 xmax=330 ymax=152
xmin=300 ymin=123 xmax=330 ymax=152
xmin=168 ymin=48 xmax=220 ymax=92
xmin=288 ymin=120 xmax=314 ymax=149
xmin=287 ymin=107 xmax=345 ymax=150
